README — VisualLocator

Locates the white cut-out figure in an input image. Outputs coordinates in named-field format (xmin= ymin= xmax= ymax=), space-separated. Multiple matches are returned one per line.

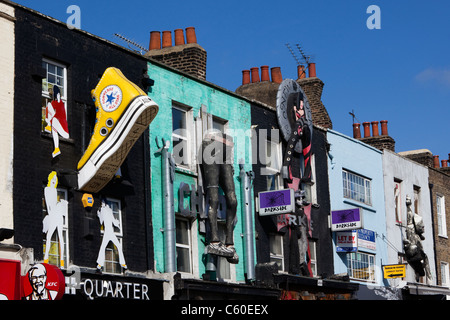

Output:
xmin=96 ymin=201 xmax=127 ymax=272
xmin=43 ymin=171 xmax=67 ymax=268
xmin=45 ymin=86 xmax=69 ymax=157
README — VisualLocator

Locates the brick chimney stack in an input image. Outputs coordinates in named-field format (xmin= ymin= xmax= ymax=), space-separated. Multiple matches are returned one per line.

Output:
xmin=399 ymin=150 xmax=450 ymax=174
xmin=353 ymin=119 xmax=395 ymax=152
xmin=296 ymin=63 xmax=332 ymax=129
xmin=235 ymin=65 xmax=283 ymax=107
xmin=145 ymin=27 xmax=207 ymax=80
xmin=236 ymin=63 xmax=333 ymax=130
xmin=431 ymin=154 xmax=450 ymax=173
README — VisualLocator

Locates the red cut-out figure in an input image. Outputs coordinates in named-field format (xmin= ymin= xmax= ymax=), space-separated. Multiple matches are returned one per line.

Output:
xmin=45 ymin=86 xmax=69 ymax=157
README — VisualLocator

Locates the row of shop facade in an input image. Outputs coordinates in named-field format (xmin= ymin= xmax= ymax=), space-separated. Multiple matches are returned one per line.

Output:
xmin=1 ymin=0 xmax=450 ymax=301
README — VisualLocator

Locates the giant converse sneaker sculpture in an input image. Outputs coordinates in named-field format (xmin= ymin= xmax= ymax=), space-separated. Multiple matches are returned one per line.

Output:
xmin=77 ymin=67 xmax=158 ymax=193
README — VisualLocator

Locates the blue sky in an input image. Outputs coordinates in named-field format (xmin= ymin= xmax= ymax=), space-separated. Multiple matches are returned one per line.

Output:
xmin=14 ymin=0 xmax=450 ymax=163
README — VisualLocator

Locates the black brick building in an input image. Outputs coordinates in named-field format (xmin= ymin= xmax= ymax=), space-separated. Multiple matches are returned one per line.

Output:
xmin=238 ymin=62 xmax=358 ymax=299
xmin=9 ymin=2 xmax=163 ymax=299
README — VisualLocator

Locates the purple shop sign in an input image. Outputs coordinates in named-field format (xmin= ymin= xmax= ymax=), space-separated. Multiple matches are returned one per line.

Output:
xmin=331 ymin=208 xmax=363 ymax=231
xmin=257 ymin=189 xmax=295 ymax=216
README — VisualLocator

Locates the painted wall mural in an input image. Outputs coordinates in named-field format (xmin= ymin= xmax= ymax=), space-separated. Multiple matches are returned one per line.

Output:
xmin=276 ymin=79 xmax=313 ymax=276
xmin=43 ymin=171 xmax=68 ymax=268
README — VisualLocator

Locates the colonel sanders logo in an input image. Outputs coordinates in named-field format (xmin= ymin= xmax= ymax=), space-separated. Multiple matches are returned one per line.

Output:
xmin=23 ymin=263 xmax=65 ymax=300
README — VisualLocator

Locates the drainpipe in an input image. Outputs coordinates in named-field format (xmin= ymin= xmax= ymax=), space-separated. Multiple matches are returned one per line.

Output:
xmin=143 ymin=128 xmax=153 ymax=271
xmin=428 ymin=182 xmax=439 ymax=285
xmin=239 ymin=162 xmax=255 ymax=282
xmin=155 ymin=137 xmax=177 ymax=273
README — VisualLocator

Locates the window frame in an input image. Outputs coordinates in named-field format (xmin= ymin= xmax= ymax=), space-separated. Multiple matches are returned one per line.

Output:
xmin=309 ymin=240 xmax=317 ymax=277
xmin=212 ymin=116 xmax=228 ymax=133
xmin=269 ymin=233 xmax=285 ymax=272
xmin=42 ymin=59 xmax=68 ymax=100
xmin=440 ymin=261 xmax=450 ymax=287
xmin=342 ymin=169 xmax=372 ymax=206
xmin=303 ymin=154 xmax=317 ymax=205
xmin=261 ymin=138 xmax=283 ymax=191
xmin=413 ymin=186 xmax=421 ymax=215
xmin=175 ymin=217 xmax=193 ymax=274
xmin=394 ymin=179 xmax=402 ymax=223
xmin=172 ymin=104 xmax=194 ymax=170
xmin=346 ymin=251 xmax=376 ymax=283
xmin=437 ymin=194 xmax=447 ymax=238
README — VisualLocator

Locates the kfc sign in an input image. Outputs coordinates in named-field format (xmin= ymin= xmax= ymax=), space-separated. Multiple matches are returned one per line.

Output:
xmin=22 ymin=263 xmax=65 ymax=300
xmin=0 ymin=261 xmax=65 ymax=300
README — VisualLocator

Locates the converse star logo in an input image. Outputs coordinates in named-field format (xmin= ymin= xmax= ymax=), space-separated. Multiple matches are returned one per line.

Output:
xmin=99 ymin=85 xmax=122 ymax=112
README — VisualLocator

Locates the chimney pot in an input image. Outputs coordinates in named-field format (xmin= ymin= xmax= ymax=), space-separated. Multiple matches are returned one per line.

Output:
xmin=380 ymin=120 xmax=388 ymax=136
xmin=251 ymin=67 xmax=260 ymax=83
xmin=363 ymin=122 xmax=371 ymax=138
xmin=433 ymin=155 xmax=440 ymax=168
xmin=442 ymin=160 xmax=449 ymax=168
xmin=308 ymin=63 xmax=316 ymax=77
xmin=371 ymin=121 xmax=379 ymax=137
xmin=353 ymin=123 xmax=361 ymax=139
xmin=149 ymin=31 xmax=161 ymax=50
xmin=185 ymin=27 xmax=197 ymax=44
xmin=174 ymin=29 xmax=185 ymax=46
xmin=297 ymin=65 xmax=306 ymax=79
xmin=261 ymin=66 xmax=270 ymax=82
xmin=162 ymin=30 xmax=172 ymax=48
xmin=271 ymin=67 xmax=282 ymax=83
xmin=242 ymin=70 xmax=250 ymax=85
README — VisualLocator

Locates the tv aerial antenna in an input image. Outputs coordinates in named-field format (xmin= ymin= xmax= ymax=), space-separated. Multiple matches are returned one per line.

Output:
xmin=285 ymin=43 xmax=302 ymax=66
xmin=295 ymin=44 xmax=313 ymax=67
xmin=349 ymin=109 xmax=361 ymax=124
xmin=114 ymin=33 xmax=148 ymax=55
xmin=286 ymin=43 xmax=314 ymax=78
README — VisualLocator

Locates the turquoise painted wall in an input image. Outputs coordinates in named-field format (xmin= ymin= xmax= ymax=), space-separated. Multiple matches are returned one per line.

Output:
xmin=327 ymin=129 xmax=389 ymax=288
xmin=147 ymin=62 xmax=253 ymax=282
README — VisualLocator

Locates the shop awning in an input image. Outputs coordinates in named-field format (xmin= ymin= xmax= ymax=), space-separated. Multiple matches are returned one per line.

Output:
xmin=406 ymin=282 xmax=450 ymax=296
xmin=273 ymin=273 xmax=360 ymax=292
xmin=174 ymin=277 xmax=281 ymax=300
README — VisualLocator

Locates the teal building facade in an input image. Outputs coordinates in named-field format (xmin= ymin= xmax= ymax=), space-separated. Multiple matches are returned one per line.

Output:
xmin=147 ymin=61 xmax=257 ymax=291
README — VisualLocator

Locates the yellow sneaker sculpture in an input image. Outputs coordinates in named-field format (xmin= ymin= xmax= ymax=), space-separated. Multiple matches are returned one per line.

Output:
xmin=77 ymin=67 xmax=158 ymax=192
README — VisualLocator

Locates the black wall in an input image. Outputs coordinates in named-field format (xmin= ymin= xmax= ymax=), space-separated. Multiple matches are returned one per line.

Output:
xmin=13 ymin=7 xmax=153 ymax=272
xmin=309 ymin=127 xmax=334 ymax=278
xmin=251 ymin=102 xmax=334 ymax=278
